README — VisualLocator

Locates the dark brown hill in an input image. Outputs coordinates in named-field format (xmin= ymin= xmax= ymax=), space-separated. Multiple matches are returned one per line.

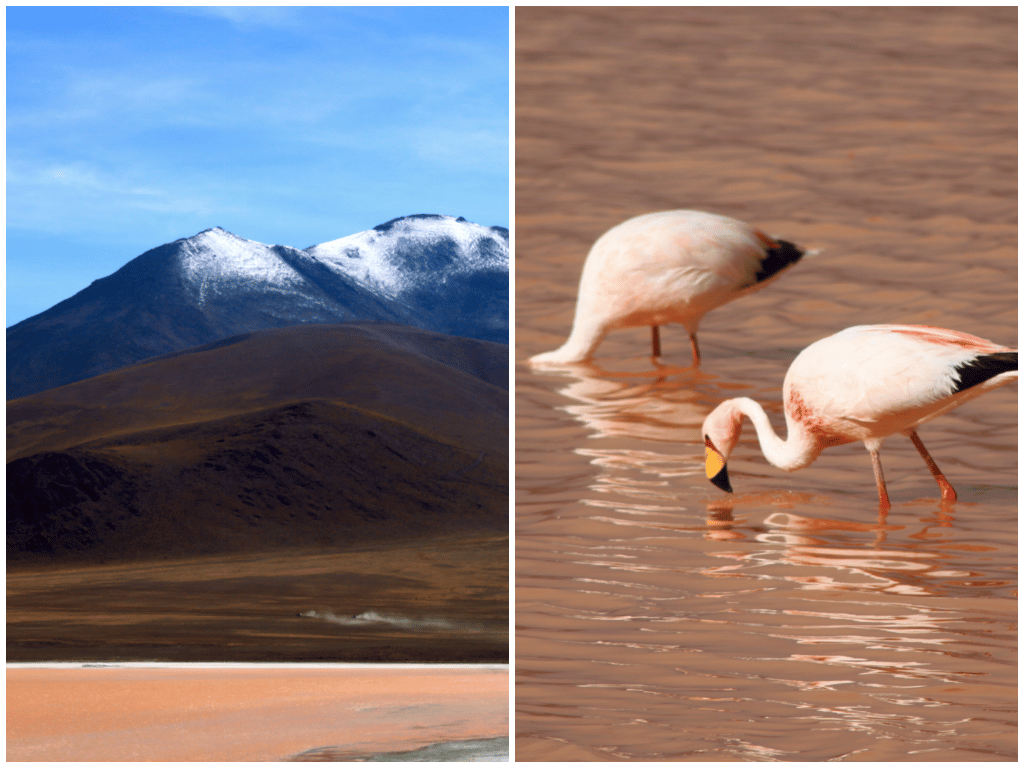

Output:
xmin=7 ymin=323 xmax=508 ymax=566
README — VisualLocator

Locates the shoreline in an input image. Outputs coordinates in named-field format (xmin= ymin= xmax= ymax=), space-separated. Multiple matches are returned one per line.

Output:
xmin=290 ymin=736 xmax=510 ymax=762
xmin=7 ymin=665 xmax=509 ymax=762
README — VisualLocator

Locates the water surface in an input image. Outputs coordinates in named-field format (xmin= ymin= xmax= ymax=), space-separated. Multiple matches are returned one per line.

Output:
xmin=293 ymin=737 xmax=510 ymax=761
xmin=515 ymin=7 xmax=1016 ymax=761
xmin=7 ymin=665 xmax=509 ymax=762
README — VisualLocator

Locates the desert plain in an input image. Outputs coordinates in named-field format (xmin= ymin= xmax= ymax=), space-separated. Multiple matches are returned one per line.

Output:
xmin=7 ymin=534 xmax=508 ymax=663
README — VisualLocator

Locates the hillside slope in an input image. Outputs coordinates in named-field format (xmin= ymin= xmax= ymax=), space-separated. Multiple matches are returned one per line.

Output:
xmin=8 ymin=323 xmax=508 ymax=565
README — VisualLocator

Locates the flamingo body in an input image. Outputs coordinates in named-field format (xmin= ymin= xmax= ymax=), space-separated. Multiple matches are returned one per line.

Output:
xmin=529 ymin=210 xmax=805 ymax=366
xmin=702 ymin=324 xmax=1017 ymax=509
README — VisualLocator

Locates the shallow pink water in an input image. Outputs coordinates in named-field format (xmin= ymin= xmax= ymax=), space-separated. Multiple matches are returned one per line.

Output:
xmin=516 ymin=7 xmax=1016 ymax=761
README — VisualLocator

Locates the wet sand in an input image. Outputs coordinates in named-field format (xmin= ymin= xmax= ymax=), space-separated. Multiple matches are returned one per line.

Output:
xmin=6 ymin=665 xmax=508 ymax=762
xmin=8 ymin=535 xmax=507 ymax=663
xmin=516 ymin=6 xmax=1015 ymax=762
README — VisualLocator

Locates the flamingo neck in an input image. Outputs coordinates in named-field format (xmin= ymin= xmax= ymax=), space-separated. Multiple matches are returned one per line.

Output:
xmin=534 ymin=317 xmax=608 ymax=364
xmin=730 ymin=397 xmax=820 ymax=472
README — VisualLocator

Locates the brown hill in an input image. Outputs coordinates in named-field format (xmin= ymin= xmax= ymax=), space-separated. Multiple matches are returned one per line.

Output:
xmin=7 ymin=323 xmax=508 ymax=565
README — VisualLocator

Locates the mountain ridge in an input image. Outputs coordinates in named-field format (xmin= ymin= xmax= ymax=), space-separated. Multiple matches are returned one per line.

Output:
xmin=7 ymin=214 xmax=508 ymax=400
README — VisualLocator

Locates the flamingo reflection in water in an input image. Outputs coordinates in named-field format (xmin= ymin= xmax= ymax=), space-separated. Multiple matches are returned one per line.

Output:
xmin=529 ymin=334 xmax=1014 ymax=561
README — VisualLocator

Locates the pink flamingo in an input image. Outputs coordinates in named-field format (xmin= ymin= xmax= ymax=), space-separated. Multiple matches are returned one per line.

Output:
xmin=529 ymin=210 xmax=806 ymax=366
xmin=702 ymin=325 xmax=1017 ymax=510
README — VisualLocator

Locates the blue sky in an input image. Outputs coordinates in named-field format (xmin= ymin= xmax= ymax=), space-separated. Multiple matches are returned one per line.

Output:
xmin=7 ymin=6 xmax=509 ymax=326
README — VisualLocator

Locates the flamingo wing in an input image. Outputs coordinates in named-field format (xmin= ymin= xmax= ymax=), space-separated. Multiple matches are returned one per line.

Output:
xmin=785 ymin=325 xmax=1016 ymax=439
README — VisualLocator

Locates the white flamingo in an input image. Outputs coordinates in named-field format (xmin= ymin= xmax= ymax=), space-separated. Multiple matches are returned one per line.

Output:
xmin=702 ymin=325 xmax=1017 ymax=510
xmin=529 ymin=210 xmax=807 ymax=366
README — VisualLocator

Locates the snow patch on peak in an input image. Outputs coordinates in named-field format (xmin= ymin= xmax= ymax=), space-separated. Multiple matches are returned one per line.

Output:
xmin=305 ymin=214 xmax=508 ymax=298
xmin=190 ymin=226 xmax=259 ymax=246
xmin=165 ymin=215 xmax=507 ymax=318
xmin=373 ymin=213 xmax=451 ymax=233
xmin=177 ymin=228 xmax=305 ymax=306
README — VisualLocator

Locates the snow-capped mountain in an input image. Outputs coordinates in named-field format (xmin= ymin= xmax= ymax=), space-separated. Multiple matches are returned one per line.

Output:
xmin=7 ymin=214 xmax=509 ymax=399
xmin=307 ymin=215 xmax=508 ymax=298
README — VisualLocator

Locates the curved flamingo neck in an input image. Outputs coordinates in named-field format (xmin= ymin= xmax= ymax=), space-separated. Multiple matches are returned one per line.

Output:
xmin=550 ymin=319 xmax=607 ymax=363
xmin=729 ymin=397 xmax=821 ymax=472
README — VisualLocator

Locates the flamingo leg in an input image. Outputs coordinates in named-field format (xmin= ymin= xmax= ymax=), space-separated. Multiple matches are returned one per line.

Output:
xmin=651 ymin=325 xmax=661 ymax=357
xmin=689 ymin=333 xmax=701 ymax=367
xmin=907 ymin=430 xmax=957 ymax=503
xmin=869 ymin=448 xmax=891 ymax=512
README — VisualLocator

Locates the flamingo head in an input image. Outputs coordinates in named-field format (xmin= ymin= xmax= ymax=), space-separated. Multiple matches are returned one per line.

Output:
xmin=701 ymin=400 xmax=743 ymax=493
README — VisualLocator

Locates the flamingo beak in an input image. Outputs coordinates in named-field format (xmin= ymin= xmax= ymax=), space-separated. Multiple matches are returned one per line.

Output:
xmin=704 ymin=438 xmax=733 ymax=493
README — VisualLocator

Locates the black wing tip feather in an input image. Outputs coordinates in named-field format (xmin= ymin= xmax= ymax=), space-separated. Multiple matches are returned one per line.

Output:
xmin=754 ymin=239 xmax=805 ymax=283
xmin=952 ymin=351 xmax=1017 ymax=394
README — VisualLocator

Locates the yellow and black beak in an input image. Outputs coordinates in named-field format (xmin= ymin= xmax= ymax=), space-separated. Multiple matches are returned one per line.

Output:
xmin=704 ymin=437 xmax=732 ymax=493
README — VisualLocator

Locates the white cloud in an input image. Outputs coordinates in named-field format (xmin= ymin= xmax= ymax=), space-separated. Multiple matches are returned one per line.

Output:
xmin=165 ymin=6 xmax=302 ymax=31
xmin=7 ymin=7 xmax=509 ymax=251
xmin=6 ymin=158 xmax=244 ymax=235
xmin=412 ymin=124 xmax=509 ymax=175
xmin=7 ymin=73 xmax=208 ymax=135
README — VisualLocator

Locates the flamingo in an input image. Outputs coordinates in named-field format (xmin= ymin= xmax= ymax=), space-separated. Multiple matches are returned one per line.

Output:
xmin=702 ymin=324 xmax=1018 ymax=510
xmin=529 ymin=210 xmax=807 ymax=366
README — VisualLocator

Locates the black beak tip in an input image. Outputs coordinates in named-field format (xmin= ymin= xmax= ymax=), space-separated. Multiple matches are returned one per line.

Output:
xmin=709 ymin=466 xmax=732 ymax=494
